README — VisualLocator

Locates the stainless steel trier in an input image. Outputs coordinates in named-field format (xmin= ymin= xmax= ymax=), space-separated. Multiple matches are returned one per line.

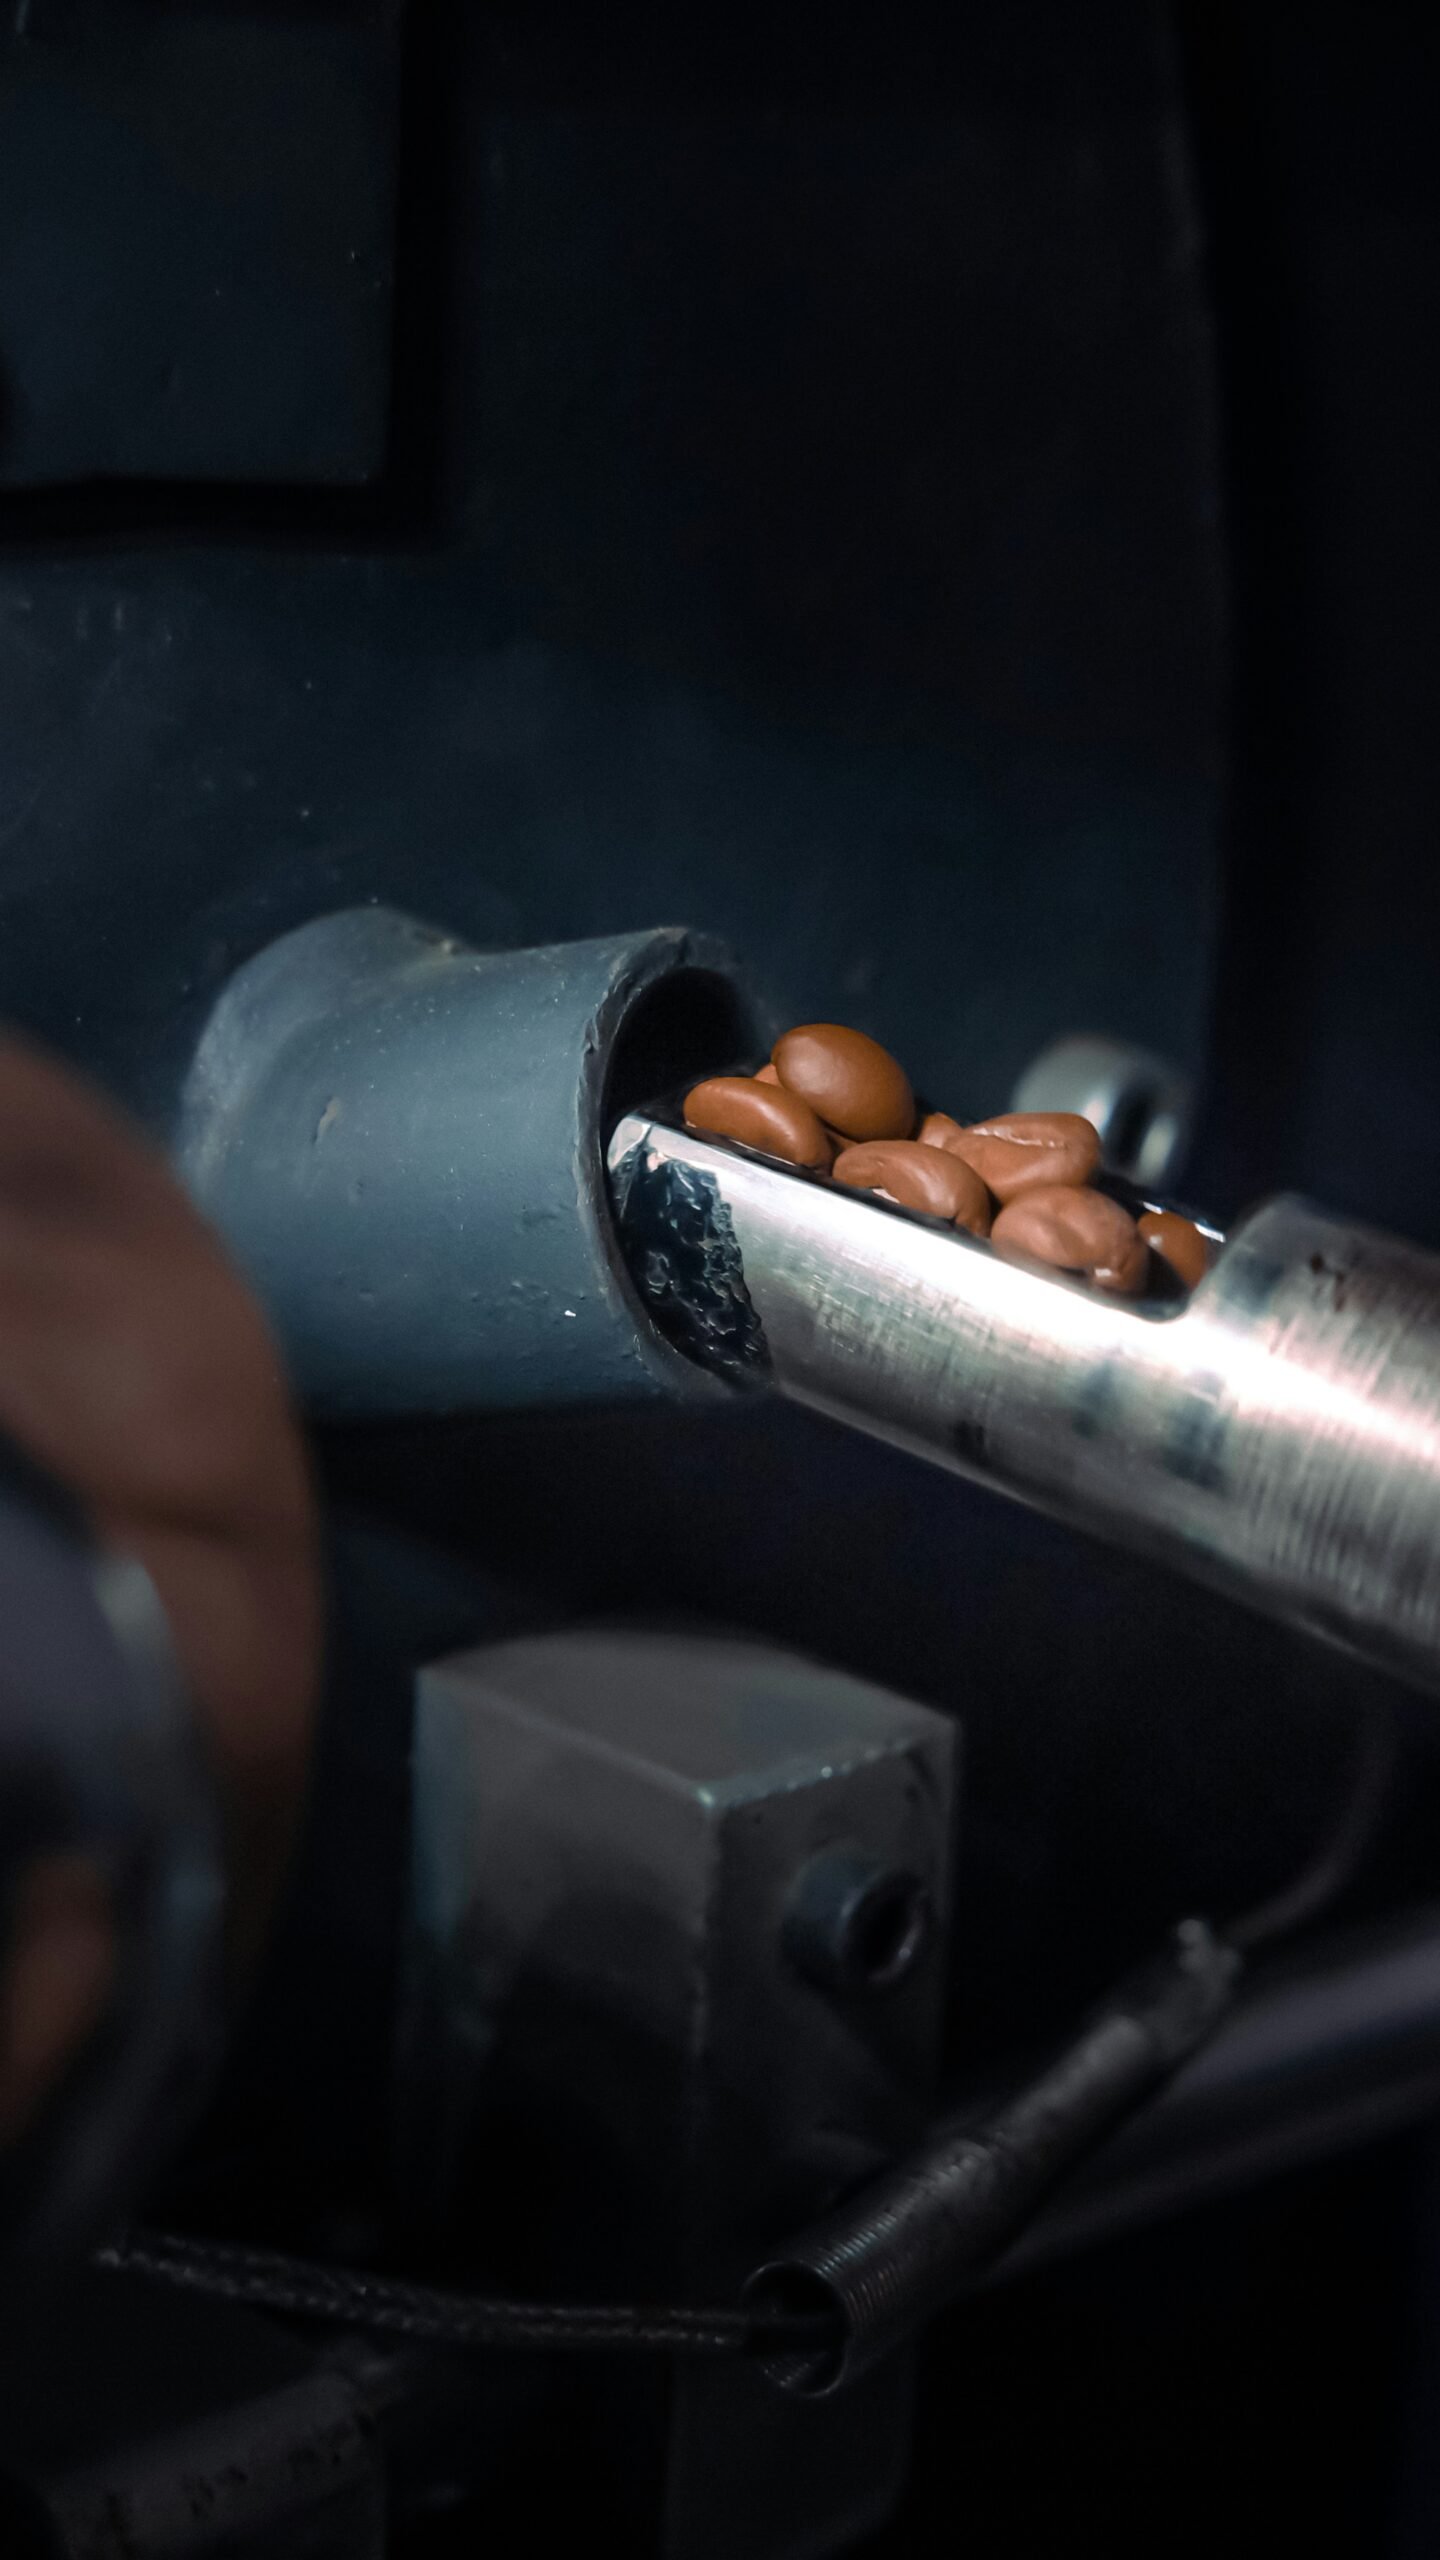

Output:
xmin=608 ymin=1108 xmax=1440 ymax=1697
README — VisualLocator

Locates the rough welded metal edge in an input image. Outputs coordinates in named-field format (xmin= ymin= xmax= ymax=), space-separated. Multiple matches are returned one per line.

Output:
xmin=573 ymin=920 xmax=764 ymax=1404
xmin=607 ymin=1141 xmax=771 ymax=1387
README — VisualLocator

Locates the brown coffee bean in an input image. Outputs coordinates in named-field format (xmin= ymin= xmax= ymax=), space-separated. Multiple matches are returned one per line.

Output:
xmin=948 ymin=1111 xmax=1100 ymax=1202
xmin=916 ymin=1111 xmax=968 ymax=1153
xmin=1139 ymin=1209 xmax=1209 ymax=1292
xmin=832 ymin=1139 xmax=992 ymax=1233
xmin=754 ymin=1063 xmax=782 ymax=1085
xmin=992 ymin=1183 xmax=1148 ymax=1294
xmin=684 ymin=1075 xmax=831 ymax=1168
xmin=771 ymin=1024 xmax=914 ymax=1141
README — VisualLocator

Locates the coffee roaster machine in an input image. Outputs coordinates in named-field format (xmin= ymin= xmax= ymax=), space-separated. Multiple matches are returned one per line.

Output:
xmin=3 ymin=5 xmax=1440 ymax=2553
xmin=0 ymin=900 xmax=1436 ymax=2556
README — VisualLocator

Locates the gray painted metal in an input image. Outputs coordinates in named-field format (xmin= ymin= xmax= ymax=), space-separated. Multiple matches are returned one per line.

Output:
xmin=178 ymin=908 xmax=756 ymax=1418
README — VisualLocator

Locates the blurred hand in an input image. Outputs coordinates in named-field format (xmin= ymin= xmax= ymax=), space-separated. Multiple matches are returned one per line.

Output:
xmin=0 ymin=1036 xmax=320 ymax=1999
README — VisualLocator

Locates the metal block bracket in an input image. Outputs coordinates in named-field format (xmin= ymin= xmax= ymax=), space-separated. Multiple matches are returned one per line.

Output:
xmin=400 ymin=1628 xmax=956 ymax=2560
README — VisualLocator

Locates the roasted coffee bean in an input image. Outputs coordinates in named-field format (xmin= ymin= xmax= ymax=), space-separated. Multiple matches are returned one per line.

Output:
xmin=992 ymin=1182 xmax=1147 ymax=1294
xmin=771 ymin=1024 xmax=914 ymax=1141
xmin=832 ymin=1139 xmax=992 ymax=1233
xmin=683 ymin=1075 xmax=832 ymax=1168
xmin=947 ymin=1111 xmax=1100 ymax=1202
xmin=1139 ymin=1209 xmax=1209 ymax=1292
xmin=916 ymin=1110 xmax=967 ymax=1153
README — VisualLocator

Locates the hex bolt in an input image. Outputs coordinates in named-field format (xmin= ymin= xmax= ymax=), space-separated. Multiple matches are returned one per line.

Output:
xmin=784 ymin=1847 xmax=930 ymax=1997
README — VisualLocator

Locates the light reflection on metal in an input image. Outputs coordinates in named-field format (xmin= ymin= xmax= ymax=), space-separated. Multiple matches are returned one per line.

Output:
xmin=608 ymin=1109 xmax=1440 ymax=1697
xmin=1010 ymin=1032 xmax=1194 ymax=1187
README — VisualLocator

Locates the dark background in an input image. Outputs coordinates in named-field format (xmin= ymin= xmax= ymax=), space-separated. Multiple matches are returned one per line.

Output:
xmin=3 ymin=2 xmax=1440 ymax=2551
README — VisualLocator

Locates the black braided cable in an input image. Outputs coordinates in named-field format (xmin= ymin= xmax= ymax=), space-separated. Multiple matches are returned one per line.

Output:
xmin=95 ymin=2227 xmax=809 ymax=2358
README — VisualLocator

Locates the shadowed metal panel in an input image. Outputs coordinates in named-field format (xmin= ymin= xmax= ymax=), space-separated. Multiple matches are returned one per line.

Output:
xmin=0 ymin=1 xmax=399 ymax=488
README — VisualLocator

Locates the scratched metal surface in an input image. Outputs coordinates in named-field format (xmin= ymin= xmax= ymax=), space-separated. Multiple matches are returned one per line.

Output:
xmin=611 ymin=1112 xmax=1440 ymax=1696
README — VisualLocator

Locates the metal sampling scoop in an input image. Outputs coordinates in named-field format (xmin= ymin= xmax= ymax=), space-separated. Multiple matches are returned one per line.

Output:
xmin=607 ymin=1107 xmax=1440 ymax=1698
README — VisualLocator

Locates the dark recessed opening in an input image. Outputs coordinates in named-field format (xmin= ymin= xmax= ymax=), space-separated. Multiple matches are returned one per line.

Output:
xmin=844 ymin=1873 xmax=928 ymax=1990
xmin=604 ymin=967 xmax=755 ymax=1130
xmin=742 ymin=2263 xmax=847 ymax=2397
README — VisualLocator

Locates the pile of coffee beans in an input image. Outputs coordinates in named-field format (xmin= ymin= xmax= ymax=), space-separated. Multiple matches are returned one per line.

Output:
xmin=683 ymin=1023 xmax=1209 ymax=1299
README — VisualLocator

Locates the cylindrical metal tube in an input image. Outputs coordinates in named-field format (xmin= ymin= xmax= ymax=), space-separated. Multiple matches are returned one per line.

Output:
xmin=609 ymin=1109 xmax=1440 ymax=1697
xmin=996 ymin=1904 xmax=1440 ymax=2282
